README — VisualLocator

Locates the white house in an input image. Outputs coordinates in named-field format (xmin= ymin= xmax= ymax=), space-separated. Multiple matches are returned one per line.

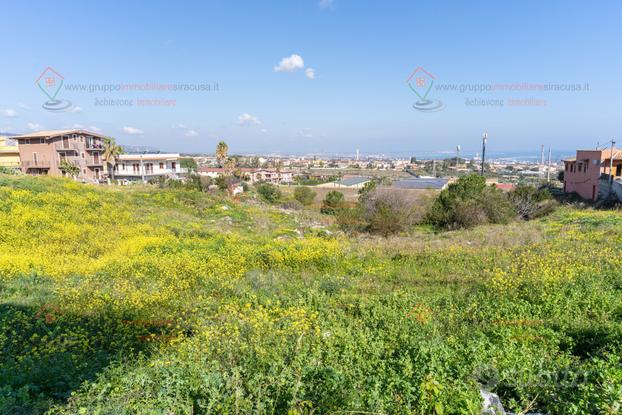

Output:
xmin=113 ymin=153 xmax=185 ymax=181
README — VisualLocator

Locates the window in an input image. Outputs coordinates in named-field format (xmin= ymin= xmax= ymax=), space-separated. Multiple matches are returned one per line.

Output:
xmin=81 ymin=152 xmax=85 ymax=159
xmin=133 ymin=163 xmax=140 ymax=173
xmin=172 ymin=162 xmax=176 ymax=170
xmin=39 ymin=138 xmax=45 ymax=144
xmin=159 ymin=162 xmax=164 ymax=169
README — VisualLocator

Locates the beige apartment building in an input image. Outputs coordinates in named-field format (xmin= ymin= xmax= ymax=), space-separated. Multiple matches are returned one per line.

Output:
xmin=13 ymin=129 xmax=106 ymax=181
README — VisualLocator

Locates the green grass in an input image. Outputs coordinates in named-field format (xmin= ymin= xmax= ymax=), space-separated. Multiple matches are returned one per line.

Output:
xmin=0 ymin=175 xmax=621 ymax=414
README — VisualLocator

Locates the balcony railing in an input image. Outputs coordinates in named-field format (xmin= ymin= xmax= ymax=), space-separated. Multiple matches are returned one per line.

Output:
xmin=55 ymin=143 xmax=80 ymax=152
xmin=22 ymin=160 xmax=51 ymax=168
xmin=85 ymin=144 xmax=104 ymax=151
xmin=115 ymin=168 xmax=187 ymax=177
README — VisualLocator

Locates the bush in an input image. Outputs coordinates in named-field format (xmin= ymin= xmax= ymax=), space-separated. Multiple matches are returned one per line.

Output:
xmin=358 ymin=181 xmax=377 ymax=203
xmin=509 ymin=185 xmax=556 ymax=219
xmin=337 ymin=190 xmax=422 ymax=236
xmin=426 ymin=174 xmax=516 ymax=229
xmin=256 ymin=183 xmax=282 ymax=203
xmin=335 ymin=206 xmax=367 ymax=234
xmin=361 ymin=189 xmax=418 ymax=236
xmin=280 ymin=200 xmax=303 ymax=210
xmin=294 ymin=186 xmax=316 ymax=206
xmin=321 ymin=190 xmax=345 ymax=214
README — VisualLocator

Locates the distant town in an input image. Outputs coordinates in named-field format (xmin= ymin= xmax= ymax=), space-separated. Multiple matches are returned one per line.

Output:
xmin=1 ymin=128 xmax=621 ymax=203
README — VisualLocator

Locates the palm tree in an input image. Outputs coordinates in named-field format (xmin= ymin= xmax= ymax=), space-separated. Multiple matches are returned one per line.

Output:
xmin=216 ymin=141 xmax=229 ymax=167
xmin=103 ymin=137 xmax=123 ymax=181
xmin=224 ymin=156 xmax=237 ymax=176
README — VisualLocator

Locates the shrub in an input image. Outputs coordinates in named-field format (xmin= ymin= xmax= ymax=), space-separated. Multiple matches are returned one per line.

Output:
xmin=509 ymin=185 xmax=556 ymax=219
xmin=281 ymin=199 xmax=303 ymax=210
xmin=335 ymin=206 xmax=367 ymax=234
xmin=361 ymin=189 xmax=418 ymax=236
xmin=357 ymin=180 xmax=377 ymax=203
xmin=426 ymin=174 xmax=516 ymax=229
xmin=256 ymin=183 xmax=282 ymax=203
xmin=294 ymin=186 xmax=316 ymax=206
xmin=321 ymin=190 xmax=345 ymax=214
xmin=58 ymin=160 xmax=80 ymax=177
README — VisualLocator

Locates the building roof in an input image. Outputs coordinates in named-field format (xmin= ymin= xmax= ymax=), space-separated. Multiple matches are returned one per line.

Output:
xmin=11 ymin=129 xmax=106 ymax=139
xmin=600 ymin=148 xmax=622 ymax=160
xmin=391 ymin=178 xmax=449 ymax=190
xmin=335 ymin=177 xmax=371 ymax=186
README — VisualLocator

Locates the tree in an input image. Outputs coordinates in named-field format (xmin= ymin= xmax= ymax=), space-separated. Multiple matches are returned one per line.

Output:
xmin=358 ymin=180 xmax=377 ymax=203
xmin=321 ymin=190 xmax=345 ymax=214
xmin=426 ymin=174 xmax=515 ymax=229
xmin=294 ymin=186 xmax=316 ymax=206
xmin=216 ymin=141 xmax=229 ymax=167
xmin=103 ymin=137 xmax=123 ymax=180
xmin=180 ymin=158 xmax=198 ymax=172
xmin=59 ymin=160 xmax=80 ymax=178
xmin=256 ymin=183 xmax=282 ymax=203
xmin=223 ymin=157 xmax=237 ymax=176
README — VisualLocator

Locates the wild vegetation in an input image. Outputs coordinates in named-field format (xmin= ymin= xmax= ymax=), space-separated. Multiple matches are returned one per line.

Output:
xmin=0 ymin=175 xmax=621 ymax=414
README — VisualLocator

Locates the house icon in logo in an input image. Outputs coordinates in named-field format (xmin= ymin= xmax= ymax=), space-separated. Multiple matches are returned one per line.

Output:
xmin=406 ymin=66 xmax=444 ymax=112
xmin=36 ymin=67 xmax=73 ymax=112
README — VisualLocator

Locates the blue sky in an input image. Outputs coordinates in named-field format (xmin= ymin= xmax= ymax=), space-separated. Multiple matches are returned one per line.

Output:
xmin=1 ymin=0 xmax=621 ymax=156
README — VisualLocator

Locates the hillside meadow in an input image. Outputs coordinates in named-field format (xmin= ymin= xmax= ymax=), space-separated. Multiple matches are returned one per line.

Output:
xmin=0 ymin=175 xmax=621 ymax=414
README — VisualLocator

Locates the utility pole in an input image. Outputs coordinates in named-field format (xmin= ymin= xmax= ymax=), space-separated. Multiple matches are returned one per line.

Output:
xmin=456 ymin=145 xmax=461 ymax=167
xmin=547 ymin=146 xmax=552 ymax=182
xmin=609 ymin=140 xmax=616 ymax=196
xmin=480 ymin=132 xmax=487 ymax=176
xmin=540 ymin=144 xmax=545 ymax=183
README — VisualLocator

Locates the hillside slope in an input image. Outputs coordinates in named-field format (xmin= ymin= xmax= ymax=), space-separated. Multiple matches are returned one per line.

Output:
xmin=0 ymin=176 xmax=621 ymax=414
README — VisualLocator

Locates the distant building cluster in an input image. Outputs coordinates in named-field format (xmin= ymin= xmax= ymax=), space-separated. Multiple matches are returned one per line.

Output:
xmin=9 ymin=128 xmax=620 ymax=203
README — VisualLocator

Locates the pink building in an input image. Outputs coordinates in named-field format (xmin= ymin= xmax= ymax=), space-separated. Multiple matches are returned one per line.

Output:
xmin=563 ymin=149 xmax=622 ymax=200
xmin=14 ymin=129 xmax=106 ymax=181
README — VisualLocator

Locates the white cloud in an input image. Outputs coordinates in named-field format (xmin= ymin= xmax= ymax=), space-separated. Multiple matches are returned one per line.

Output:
xmin=172 ymin=124 xmax=199 ymax=137
xmin=274 ymin=54 xmax=305 ymax=72
xmin=123 ymin=126 xmax=144 ymax=135
xmin=1 ymin=109 xmax=18 ymax=118
xmin=18 ymin=103 xmax=30 ymax=109
xmin=237 ymin=113 xmax=261 ymax=126
xmin=305 ymin=68 xmax=316 ymax=80
xmin=69 ymin=106 xmax=82 ymax=113
xmin=260 ymin=128 xmax=268 ymax=134
xmin=319 ymin=0 xmax=335 ymax=9
xmin=27 ymin=122 xmax=43 ymax=131
xmin=300 ymin=128 xmax=313 ymax=138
